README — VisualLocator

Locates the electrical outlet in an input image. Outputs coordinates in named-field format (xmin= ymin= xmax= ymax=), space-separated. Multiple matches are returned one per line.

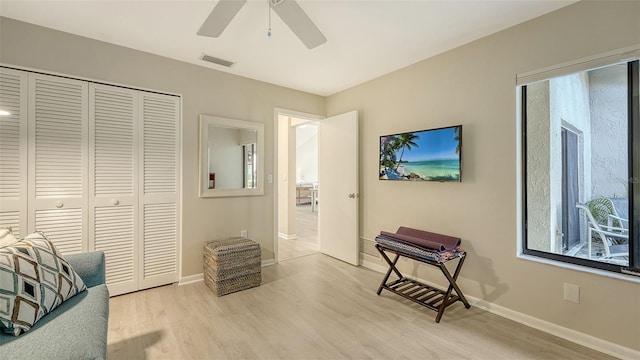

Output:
xmin=564 ymin=283 xmax=580 ymax=303
xmin=267 ymin=174 xmax=273 ymax=183
xmin=240 ymin=230 xmax=248 ymax=238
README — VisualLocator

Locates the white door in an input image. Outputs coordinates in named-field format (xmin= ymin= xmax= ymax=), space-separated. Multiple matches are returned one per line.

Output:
xmin=28 ymin=73 xmax=88 ymax=255
xmin=138 ymin=92 xmax=180 ymax=290
xmin=89 ymin=84 xmax=139 ymax=296
xmin=318 ymin=110 xmax=358 ymax=265
xmin=0 ymin=68 xmax=28 ymax=236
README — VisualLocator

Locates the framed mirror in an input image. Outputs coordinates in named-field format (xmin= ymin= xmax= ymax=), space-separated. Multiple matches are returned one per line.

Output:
xmin=199 ymin=114 xmax=264 ymax=197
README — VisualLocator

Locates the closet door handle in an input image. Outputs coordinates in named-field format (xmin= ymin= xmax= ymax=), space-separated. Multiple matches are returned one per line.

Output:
xmin=112 ymin=199 xmax=120 ymax=206
xmin=55 ymin=201 xmax=64 ymax=208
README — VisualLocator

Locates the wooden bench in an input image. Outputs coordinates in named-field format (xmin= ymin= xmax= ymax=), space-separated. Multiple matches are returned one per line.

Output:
xmin=375 ymin=232 xmax=470 ymax=322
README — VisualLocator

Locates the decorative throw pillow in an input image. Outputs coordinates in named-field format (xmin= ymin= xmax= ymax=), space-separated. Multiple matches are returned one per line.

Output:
xmin=0 ymin=232 xmax=87 ymax=336
xmin=0 ymin=228 xmax=18 ymax=248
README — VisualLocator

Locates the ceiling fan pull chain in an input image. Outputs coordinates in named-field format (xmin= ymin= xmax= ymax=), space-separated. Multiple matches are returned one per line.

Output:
xmin=267 ymin=0 xmax=272 ymax=38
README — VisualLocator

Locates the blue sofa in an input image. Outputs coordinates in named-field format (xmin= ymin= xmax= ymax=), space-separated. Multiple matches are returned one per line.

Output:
xmin=0 ymin=251 xmax=110 ymax=359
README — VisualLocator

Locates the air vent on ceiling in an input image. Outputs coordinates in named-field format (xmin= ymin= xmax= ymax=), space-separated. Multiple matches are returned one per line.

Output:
xmin=201 ymin=54 xmax=234 ymax=67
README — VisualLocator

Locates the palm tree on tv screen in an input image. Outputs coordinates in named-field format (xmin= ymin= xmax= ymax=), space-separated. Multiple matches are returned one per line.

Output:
xmin=394 ymin=132 xmax=419 ymax=171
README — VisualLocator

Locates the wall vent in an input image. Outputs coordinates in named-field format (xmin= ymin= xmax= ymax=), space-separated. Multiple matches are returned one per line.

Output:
xmin=201 ymin=54 xmax=234 ymax=67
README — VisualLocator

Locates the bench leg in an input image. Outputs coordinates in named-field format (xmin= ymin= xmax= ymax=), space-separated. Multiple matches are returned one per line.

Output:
xmin=376 ymin=245 xmax=402 ymax=295
xmin=446 ymin=254 xmax=470 ymax=308
xmin=434 ymin=255 xmax=470 ymax=322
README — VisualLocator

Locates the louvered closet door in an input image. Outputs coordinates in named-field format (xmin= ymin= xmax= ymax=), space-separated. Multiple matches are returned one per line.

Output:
xmin=0 ymin=68 xmax=27 ymax=236
xmin=89 ymin=84 xmax=139 ymax=296
xmin=138 ymin=92 xmax=179 ymax=290
xmin=28 ymin=73 xmax=88 ymax=254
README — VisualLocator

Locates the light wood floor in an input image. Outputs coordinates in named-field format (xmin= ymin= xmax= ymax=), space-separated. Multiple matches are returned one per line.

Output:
xmin=277 ymin=204 xmax=318 ymax=262
xmin=108 ymin=254 xmax=614 ymax=360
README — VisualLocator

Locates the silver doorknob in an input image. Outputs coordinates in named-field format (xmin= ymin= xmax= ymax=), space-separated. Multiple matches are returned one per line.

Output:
xmin=55 ymin=201 xmax=64 ymax=208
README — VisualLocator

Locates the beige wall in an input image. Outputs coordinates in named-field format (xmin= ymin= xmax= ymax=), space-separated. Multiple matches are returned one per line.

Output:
xmin=1 ymin=0 xmax=639 ymax=353
xmin=326 ymin=0 xmax=639 ymax=352
xmin=0 ymin=17 xmax=325 ymax=276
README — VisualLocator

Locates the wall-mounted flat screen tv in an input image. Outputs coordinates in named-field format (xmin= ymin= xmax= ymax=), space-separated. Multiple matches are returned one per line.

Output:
xmin=379 ymin=125 xmax=461 ymax=182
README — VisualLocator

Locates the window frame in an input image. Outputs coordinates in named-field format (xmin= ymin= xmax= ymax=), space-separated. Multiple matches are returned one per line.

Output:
xmin=630 ymin=60 xmax=639 ymax=272
xmin=519 ymin=59 xmax=640 ymax=276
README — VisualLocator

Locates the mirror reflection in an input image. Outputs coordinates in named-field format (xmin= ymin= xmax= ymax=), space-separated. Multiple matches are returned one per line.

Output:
xmin=208 ymin=126 xmax=257 ymax=189
xmin=199 ymin=115 xmax=264 ymax=198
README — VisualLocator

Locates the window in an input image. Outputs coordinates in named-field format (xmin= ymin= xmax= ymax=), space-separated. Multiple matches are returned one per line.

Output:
xmin=521 ymin=58 xmax=639 ymax=275
xmin=243 ymin=143 xmax=257 ymax=189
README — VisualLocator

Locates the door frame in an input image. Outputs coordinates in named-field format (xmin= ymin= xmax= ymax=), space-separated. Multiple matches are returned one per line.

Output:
xmin=273 ymin=108 xmax=324 ymax=264
xmin=561 ymin=126 xmax=581 ymax=251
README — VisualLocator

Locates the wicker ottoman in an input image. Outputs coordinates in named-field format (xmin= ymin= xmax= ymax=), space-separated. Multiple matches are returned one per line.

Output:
xmin=204 ymin=237 xmax=261 ymax=296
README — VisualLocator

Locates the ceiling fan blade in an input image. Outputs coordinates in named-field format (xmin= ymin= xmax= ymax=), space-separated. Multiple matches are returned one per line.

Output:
xmin=270 ymin=0 xmax=326 ymax=49
xmin=198 ymin=0 xmax=247 ymax=37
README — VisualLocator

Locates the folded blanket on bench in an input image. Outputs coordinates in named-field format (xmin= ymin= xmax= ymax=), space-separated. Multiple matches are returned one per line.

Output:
xmin=380 ymin=226 xmax=461 ymax=251
xmin=375 ymin=235 xmax=464 ymax=263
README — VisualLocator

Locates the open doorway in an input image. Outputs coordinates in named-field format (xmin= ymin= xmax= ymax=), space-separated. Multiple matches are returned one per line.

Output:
xmin=276 ymin=110 xmax=322 ymax=262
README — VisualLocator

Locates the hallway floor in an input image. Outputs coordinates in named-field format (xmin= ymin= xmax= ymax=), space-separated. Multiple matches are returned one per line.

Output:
xmin=278 ymin=203 xmax=318 ymax=262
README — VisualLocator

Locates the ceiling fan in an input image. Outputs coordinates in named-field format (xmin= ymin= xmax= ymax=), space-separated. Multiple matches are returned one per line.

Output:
xmin=198 ymin=0 xmax=327 ymax=49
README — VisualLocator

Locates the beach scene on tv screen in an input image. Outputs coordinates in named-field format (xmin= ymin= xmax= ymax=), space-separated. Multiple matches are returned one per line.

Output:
xmin=379 ymin=126 xmax=461 ymax=181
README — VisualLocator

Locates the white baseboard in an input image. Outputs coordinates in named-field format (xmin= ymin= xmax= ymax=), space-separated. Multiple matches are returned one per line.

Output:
xmin=178 ymin=273 xmax=203 ymax=285
xmin=179 ymin=260 xmax=277 ymax=286
xmin=360 ymin=255 xmax=386 ymax=274
xmin=278 ymin=232 xmax=298 ymax=240
xmin=359 ymin=258 xmax=639 ymax=360
xmin=262 ymin=259 xmax=276 ymax=267
xmin=472 ymin=299 xmax=639 ymax=360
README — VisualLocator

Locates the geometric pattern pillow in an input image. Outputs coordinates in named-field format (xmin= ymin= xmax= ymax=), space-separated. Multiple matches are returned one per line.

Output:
xmin=0 ymin=232 xmax=87 ymax=336
xmin=0 ymin=228 xmax=18 ymax=248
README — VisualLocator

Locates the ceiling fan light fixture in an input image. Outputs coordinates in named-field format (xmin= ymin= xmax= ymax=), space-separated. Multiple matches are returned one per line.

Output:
xmin=199 ymin=0 xmax=326 ymax=49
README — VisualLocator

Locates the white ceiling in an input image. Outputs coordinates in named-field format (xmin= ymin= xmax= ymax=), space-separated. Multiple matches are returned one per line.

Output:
xmin=0 ymin=0 xmax=577 ymax=96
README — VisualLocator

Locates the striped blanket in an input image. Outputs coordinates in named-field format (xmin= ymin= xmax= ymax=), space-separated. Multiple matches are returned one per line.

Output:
xmin=375 ymin=234 xmax=465 ymax=263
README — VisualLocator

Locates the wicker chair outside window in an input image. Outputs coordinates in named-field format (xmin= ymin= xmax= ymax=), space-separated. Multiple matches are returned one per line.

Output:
xmin=576 ymin=204 xmax=628 ymax=260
